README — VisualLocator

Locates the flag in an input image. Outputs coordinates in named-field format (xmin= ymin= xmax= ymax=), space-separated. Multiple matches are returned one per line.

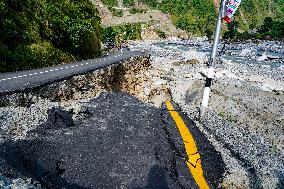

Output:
xmin=223 ymin=0 xmax=242 ymax=22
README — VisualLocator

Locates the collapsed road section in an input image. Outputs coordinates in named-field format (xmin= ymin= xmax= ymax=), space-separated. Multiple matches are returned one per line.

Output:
xmin=0 ymin=92 xmax=225 ymax=188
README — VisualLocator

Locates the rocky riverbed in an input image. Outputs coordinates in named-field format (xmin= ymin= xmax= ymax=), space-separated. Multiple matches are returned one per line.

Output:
xmin=129 ymin=39 xmax=284 ymax=189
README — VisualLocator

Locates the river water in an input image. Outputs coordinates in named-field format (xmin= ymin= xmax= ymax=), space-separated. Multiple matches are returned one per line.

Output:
xmin=153 ymin=40 xmax=284 ymax=69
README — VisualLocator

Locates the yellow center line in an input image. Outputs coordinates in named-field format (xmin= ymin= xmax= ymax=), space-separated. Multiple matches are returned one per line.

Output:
xmin=165 ymin=101 xmax=210 ymax=189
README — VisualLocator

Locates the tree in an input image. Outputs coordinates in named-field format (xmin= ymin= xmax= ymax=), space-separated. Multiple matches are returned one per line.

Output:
xmin=223 ymin=20 xmax=240 ymax=40
xmin=103 ymin=27 xmax=117 ymax=43
xmin=176 ymin=16 xmax=190 ymax=31
xmin=260 ymin=17 xmax=273 ymax=33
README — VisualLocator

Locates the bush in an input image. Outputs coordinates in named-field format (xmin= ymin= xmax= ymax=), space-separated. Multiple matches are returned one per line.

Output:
xmin=116 ymin=23 xmax=142 ymax=41
xmin=40 ymin=1 xmax=102 ymax=59
xmin=222 ymin=16 xmax=284 ymax=41
xmin=101 ymin=0 xmax=118 ymax=7
xmin=102 ymin=23 xmax=142 ymax=44
xmin=123 ymin=0 xmax=135 ymax=7
xmin=129 ymin=7 xmax=146 ymax=14
xmin=259 ymin=17 xmax=274 ymax=33
xmin=155 ymin=29 xmax=166 ymax=39
xmin=0 ymin=42 xmax=74 ymax=72
xmin=140 ymin=0 xmax=283 ymax=36
xmin=147 ymin=0 xmax=216 ymax=36
xmin=223 ymin=20 xmax=240 ymax=40
xmin=138 ymin=0 xmax=159 ymax=8
xmin=258 ymin=17 xmax=284 ymax=38
xmin=176 ymin=16 xmax=190 ymax=31
xmin=102 ymin=27 xmax=117 ymax=43
xmin=110 ymin=8 xmax=124 ymax=17
xmin=269 ymin=21 xmax=284 ymax=38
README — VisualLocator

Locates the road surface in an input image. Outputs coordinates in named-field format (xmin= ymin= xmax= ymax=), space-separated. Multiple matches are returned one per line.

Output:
xmin=0 ymin=49 xmax=146 ymax=93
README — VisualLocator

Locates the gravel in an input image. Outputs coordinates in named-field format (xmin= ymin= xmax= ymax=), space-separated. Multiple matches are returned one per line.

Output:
xmin=129 ymin=39 xmax=284 ymax=189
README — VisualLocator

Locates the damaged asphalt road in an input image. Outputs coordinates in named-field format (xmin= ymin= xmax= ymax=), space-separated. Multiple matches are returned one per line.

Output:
xmin=0 ymin=92 xmax=225 ymax=189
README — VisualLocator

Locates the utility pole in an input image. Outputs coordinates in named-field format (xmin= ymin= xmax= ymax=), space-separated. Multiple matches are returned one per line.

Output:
xmin=200 ymin=0 xmax=226 ymax=117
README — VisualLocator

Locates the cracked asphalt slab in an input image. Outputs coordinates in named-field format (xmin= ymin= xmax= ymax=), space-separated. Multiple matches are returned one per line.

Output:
xmin=161 ymin=102 xmax=225 ymax=188
xmin=0 ymin=92 xmax=225 ymax=188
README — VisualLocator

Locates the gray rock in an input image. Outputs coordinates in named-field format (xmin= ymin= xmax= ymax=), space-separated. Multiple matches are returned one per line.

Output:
xmin=239 ymin=48 xmax=252 ymax=57
xmin=257 ymin=54 xmax=268 ymax=61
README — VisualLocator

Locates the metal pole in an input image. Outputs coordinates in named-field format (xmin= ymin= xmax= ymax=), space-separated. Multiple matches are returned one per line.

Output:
xmin=200 ymin=0 xmax=226 ymax=117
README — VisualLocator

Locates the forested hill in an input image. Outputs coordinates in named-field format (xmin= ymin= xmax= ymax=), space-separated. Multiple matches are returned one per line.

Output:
xmin=236 ymin=0 xmax=283 ymax=30
xmin=0 ymin=0 xmax=102 ymax=73
xmin=139 ymin=0 xmax=284 ymax=37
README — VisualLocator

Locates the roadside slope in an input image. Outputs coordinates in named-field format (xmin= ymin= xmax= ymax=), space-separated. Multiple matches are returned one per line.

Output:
xmin=91 ymin=0 xmax=187 ymax=38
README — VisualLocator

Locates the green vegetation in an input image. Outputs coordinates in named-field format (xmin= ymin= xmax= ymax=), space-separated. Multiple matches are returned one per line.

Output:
xmin=129 ymin=7 xmax=146 ymax=14
xmin=110 ymin=7 xmax=124 ymax=17
xmin=155 ymin=29 xmax=166 ymax=39
xmin=218 ymin=111 xmax=225 ymax=117
xmin=0 ymin=0 xmax=102 ymax=73
xmin=228 ymin=115 xmax=238 ymax=123
xmin=138 ymin=0 xmax=159 ymax=8
xmin=236 ymin=0 xmax=284 ymax=31
xmin=224 ymin=17 xmax=284 ymax=40
xmin=101 ymin=0 xmax=118 ymax=7
xmin=258 ymin=17 xmax=284 ymax=38
xmin=123 ymin=0 xmax=135 ymax=7
xmin=103 ymin=23 xmax=142 ymax=44
xmin=101 ymin=0 xmax=123 ymax=17
xmin=139 ymin=0 xmax=217 ymax=36
xmin=224 ymin=20 xmax=240 ymax=41
xmin=138 ymin=0 xmax=283 ymax=38
xmin=271 ymin=145 xmax=278 ymax=156
xmin=161 ymin=0 xmax=217 ymax=36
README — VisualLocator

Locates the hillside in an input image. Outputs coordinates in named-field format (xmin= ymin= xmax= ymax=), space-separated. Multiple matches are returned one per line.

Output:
xmin=236 ymin=0 xmax=284 ymax=30
xmin=0 ymin=0 xmax=102 ymax=73
xmin=100 ymin=0 xmax=283 ymax=38
xmin=92 ymin=0 xmax=187 ymax=40
xmin=141 ymin=0 xmax=283 ymax=35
